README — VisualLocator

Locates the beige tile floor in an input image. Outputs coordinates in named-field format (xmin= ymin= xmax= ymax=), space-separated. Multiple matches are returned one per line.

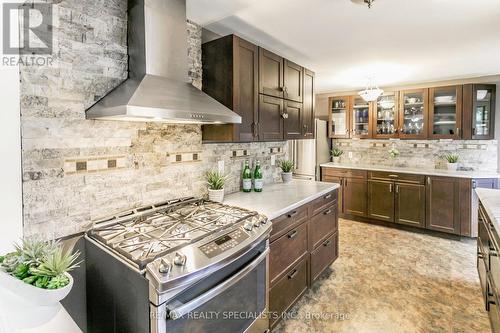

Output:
xmin=274 ymin=218 xmax=491 ymax=333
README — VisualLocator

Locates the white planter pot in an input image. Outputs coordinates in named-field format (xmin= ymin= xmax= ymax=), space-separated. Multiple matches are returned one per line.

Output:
xmin=282 ymin=172 xmax=293 ymax=183
xmin=332 ymin=157 xmax=341 ymax=164
xmin=208 ymin=188 xmax=224 ymax=203
xmin=0 ymin=270 xmax=73 ymax=306
xmin=446 ymin=163 xmax=457 ymax=171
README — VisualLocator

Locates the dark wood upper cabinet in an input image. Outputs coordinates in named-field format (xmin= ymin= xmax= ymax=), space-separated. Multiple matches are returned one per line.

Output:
xmin=283 ymin=59 xmax=303 ymax=102
xmin=201 ymin=35 xmax=258 ymax=142
xmin=399 ymin=88 xmax=429 ymax=139
xmin=259 ymin=48 xmax=284 ymax=98
xmin=302 ymin=69 xmax=315 ymax=138
xmin=429 ymin=85 xmax=463 ymax=139
xmin=426 ymin=176 xmax=461 ymax=234
xmin=367 ymin=180 xmax=395 ymax=222
xmin=329 ymin=96 xmax=351 ymax=138
xmin=463 ymin=84 xmax=496 ymax=140
xmin=284 ymin=100 xmax=303 ymax=139
xmin=259 ymin=95 xmax=284 ymax=140
xmin=373 ymin=92 xmax=399 ymax=139
xmin=395 ymin=183 xmax=425 ymax=228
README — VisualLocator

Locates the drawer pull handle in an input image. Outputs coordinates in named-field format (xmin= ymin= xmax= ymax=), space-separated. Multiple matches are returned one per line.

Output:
xmin=323 ymin=240 xmax=332 ymax=247
xmin=478 ymin=253 xmax=484 ymax=259
xmin=287 ymin=211 xmax=298 ymax=218
xmin=323 ymin=209 xmax=332 ymax=215
xmin=324 ymin=193 xmax=332 ymax=200
xmin=287 ymin=230 xmax=298 ymax=239
xmin=288 ymin=269 xmax=298 ymax=279
xmin=489 ymin=300 xmax=497 ymax=306
xmin=388 ymin=174 xmax=398 ymax=178
xmin=491 ymin=251 xmax=498 ymax=257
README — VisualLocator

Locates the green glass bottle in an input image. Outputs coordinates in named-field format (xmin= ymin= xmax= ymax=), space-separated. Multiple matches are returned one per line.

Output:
xmin=242 ymin=160 xmax=252 ymax=192
xmin=253 ymin=160 xmax=263 ymax=192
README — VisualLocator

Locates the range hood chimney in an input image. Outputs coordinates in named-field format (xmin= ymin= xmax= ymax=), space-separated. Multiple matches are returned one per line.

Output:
xmin=85 ymin=0 xmax=241 ymax=124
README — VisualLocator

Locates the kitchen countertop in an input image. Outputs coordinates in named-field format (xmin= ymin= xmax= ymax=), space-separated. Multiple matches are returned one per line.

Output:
xmin=320 ymin=162 xmax=500 ymax=179
xmin=476 ymin=188 xmax=500 ymax=231
xmin=224 ymin=180 xmax=339 ymax=220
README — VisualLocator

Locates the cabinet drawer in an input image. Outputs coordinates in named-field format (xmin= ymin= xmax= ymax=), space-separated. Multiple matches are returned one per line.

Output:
xmin=270 ymin=222 xmax=308 ymax=285
xmin=310 ymin=232 xmax=338 ymax=283
xmin=309 ymin=190 xmax=337 ymax=217
xmin=270 ymin=204 xmax=308 ymax=241
xmin=269 ymin=256 xmax=308 ymax=329
xmin=309 ymin=204 xmax=337 ymax=250
xmin=478 ymin=253 xmax=487 ymax=308
xmin=369 ymin=171 xmax=425 ymax=184
xmin=322 ymin=168 xmax=367 ymax=179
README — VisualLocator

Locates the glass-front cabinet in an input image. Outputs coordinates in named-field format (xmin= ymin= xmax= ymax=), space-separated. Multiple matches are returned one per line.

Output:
xmin=373 ymin=93 xmax=399 ymax=138
xmin=429 ymin=85 xmax=462 ymax=139
xmin=351 ymin=96 xmax=372 ymax=138
xmin=472 ymin=84 xmax=496 ymax=140
xmin=329 ymin=96 xmax=350 ymax=138
xmin=399 ymin=89 xmax=428 ymax=139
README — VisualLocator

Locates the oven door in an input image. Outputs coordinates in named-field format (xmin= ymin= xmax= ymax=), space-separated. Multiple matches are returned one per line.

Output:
xmin=154 ymin=243 xmax=269 ymax=333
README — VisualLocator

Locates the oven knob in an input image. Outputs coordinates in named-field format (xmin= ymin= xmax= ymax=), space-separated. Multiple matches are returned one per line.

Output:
xmin=173 ymin=252 xmax=187 ymax=266
xmin=243 ymin=221 xmax=254 ymax=231
xmin=158 ymin=259 xmax=172 ymax=275
xmin=253 ymin=219 xmax=261 ymax=228
xmin=260 ymin=218 xmax=267 ymax=225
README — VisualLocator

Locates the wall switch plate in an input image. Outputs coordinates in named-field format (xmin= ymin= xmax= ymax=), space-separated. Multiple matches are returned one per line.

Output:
xmin=348 ymin=151 xmax=353 ymax=159
xmin=218 ymin=160 xmax=224 ymax=174
xmin=271 ymin=155 xmax=276 ymax=166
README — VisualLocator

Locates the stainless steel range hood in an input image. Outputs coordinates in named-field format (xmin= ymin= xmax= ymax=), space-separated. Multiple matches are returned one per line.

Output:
xmin=85 ymin=0 xmax=241 ymax=124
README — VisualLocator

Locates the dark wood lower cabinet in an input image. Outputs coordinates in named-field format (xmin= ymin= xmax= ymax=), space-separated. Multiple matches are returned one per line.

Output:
xmin=367 ymin=180 xmax=394 ymax=222
xmin=426 ymin=176 xmax=461 ymax=234
xmin=395 ymin=183 xmax=425 ymax=228
xmin=269 ymin=189 xmax=339 ymax=329
xmin=344 ymin=178 xmax=367 ymax=217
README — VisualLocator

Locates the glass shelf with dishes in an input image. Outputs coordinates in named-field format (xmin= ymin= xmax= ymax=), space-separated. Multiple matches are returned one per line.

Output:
xmin=399 ymin=89 xmax=428 ymax=138
xmin=352 ymin=96 xmax=371 ymax=138
xmin=373 ymin=93 xmax=398 ymax=138
xmin=429 ymin=86 xmax=462 ymax=139
xmin=329 ymin=96 xmax=351 ymax=138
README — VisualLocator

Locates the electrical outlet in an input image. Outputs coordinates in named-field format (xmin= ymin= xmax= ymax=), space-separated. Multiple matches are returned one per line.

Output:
xmin=271 ymin=155 xmax=276 ymax=166
xmin=218 ymin=160 xmax=224 ymax=174
xmin=348 ymin=151 xmax=353 ymax=159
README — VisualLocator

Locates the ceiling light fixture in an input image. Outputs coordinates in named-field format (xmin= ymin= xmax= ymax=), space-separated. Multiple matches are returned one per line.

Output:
xmin=358 ymin=80 xmax=383 ymax=102
xmin=351 ymin=0 xmax=375 ymax=9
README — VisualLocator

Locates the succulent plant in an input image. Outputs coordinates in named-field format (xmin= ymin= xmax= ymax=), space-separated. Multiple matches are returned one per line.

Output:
xmin=30 ymin=247 xmax=80 ymax=278
xmin=277 ymin=160 xmax=294 ymax=173
xmin=331 ymin=148 xmax=344 ymax=157
xmin=205 ymin=170 xmax=227 ymax=190
xmin=444 ymin=153 xmax=459 ymax=163
xmin=14 ymin=237 xmax=59 ymax=267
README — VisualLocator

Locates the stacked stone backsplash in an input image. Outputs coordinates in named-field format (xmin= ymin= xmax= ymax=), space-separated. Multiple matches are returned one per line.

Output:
xmin=332 ymin=139 xmax=498 ymax=171
xmin=20 ymin=0 xmax=286 ymax=239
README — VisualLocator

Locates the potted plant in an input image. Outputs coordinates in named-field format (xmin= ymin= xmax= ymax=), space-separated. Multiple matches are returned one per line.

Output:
xmin=331 ymin=148 xmax=343 ymax=163
xmin=444 ymin=153 xmax=459 ymax=171
xmin=0 ymin=238 xmax=80 ymax=306
xmin=278 ymin=160 xmax=294 ymax=183
xmin=205 ymin=169 xmax=227 ymax=203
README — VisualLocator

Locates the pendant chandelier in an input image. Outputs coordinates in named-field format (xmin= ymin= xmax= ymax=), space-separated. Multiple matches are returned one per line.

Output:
xmin=358 ymin=81 xmax=383 ymax=102
xmin=351 ymin=0 xmax=375 ymax=9
xmin=364 ymin=0 xmax=375 ymax=8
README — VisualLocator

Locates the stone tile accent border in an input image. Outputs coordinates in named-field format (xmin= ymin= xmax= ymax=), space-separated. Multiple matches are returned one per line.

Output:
xmin=64 ymin=156 xmax=126 ymax=174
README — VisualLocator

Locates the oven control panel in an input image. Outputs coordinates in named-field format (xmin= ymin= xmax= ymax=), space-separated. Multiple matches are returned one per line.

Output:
xmin=199 ymin=228 xmax=250 ymax=258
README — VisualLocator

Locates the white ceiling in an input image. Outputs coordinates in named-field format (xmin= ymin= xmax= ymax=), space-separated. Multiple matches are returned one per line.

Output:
xmin=187 ymin=0 xmax=500 ymax=93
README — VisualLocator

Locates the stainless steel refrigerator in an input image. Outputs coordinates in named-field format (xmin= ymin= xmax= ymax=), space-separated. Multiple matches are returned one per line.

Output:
xmin=288 ymin=119 xmax=331 ymax=181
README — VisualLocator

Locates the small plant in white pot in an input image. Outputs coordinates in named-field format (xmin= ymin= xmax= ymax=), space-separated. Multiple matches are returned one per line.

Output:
xmin=278 ymin=160 xmax=294 ymax=183
xmin=205 ymin=169 xmax=227 ymax=203
xmin=0 ymin=238 xmax=80 ymax=306
xmin=444 ymin=153 xmax=459 ymax=171
xmin=331 ymin=148 xmax=343 ymax=163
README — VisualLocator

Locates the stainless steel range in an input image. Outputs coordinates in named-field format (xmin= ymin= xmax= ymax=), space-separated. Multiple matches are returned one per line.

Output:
xmin=85 ymin=197 xmax=271 ymax=333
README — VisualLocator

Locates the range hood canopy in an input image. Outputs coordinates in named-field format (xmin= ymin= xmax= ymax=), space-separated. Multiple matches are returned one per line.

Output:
xmin=85 ymin=0 xmax=241 ymax=124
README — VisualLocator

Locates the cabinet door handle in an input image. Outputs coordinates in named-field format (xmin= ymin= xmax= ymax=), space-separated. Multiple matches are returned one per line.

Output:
xmin=287 ymin=211 xmax=298 ymax=218
xmin=287 ymin=269 xmax=298 ymax=279
xmin=287 ymin=229 xmax=298 ymax=239
xmin=473 ymin=128 xmax=476 ymax=135
xmin=427 ymin=177 xmax=431 ymax=185
xmin=456 ymin=127 xmax=460 ymax=135
xmin=324 ymin=193 xmax=332 ymax=200
xmin=389 ymin=184 xmax=393 ymax=193
xmin=323 ymin=209 xmax=332 ymax=215
xmin=345 ymin=179 xmax=348 ymax=187
xmin=323 ymin=240 xmax=332 ymax=247
xmin=340 ymin=179 xmax=343 ymax=186
xmin=395 ymin=184 xmax=399 ymax=194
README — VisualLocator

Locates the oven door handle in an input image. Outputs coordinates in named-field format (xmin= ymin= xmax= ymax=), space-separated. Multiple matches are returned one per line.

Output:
xmin=166 ymin=248 xmax=269 ymax=320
